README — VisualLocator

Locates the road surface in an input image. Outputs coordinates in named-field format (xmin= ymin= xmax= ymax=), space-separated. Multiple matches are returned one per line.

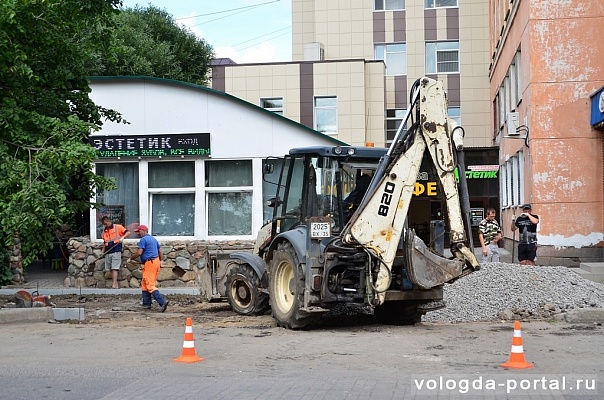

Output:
xmin=0 ymin=310 xmax=602 ymax=399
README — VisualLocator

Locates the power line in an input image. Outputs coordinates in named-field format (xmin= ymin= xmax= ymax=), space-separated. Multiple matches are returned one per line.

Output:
xmin=190 ymin=3 xmax=270 ymax=28
xmin=236 ymin=30 xmax=290 ymax=52
xmin=175 ymin=0 xmax=280 ymax=21
xmin=231 ymin=26 xmax=291 ymax=48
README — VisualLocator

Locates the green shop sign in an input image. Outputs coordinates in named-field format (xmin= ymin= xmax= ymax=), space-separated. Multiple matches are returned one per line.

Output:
xmin=89 ymin=133 xmax=211 ymax=158
xmin=454 ymin=165 xmax=499 ymax=180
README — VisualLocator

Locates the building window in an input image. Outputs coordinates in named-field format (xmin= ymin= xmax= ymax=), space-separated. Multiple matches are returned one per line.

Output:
xmin=509 ymin=65 xmax=517 ymax=111
xmin=205 ymin=160 xmax=253 ymax=236
xmin=513 ymin=50 xmax=522 ymax=106
xmin=94 ymin=157 xmax=261 ymax=240
xmin=501 ymin=150 xmax=524 ymax=208
xmin=504 ymin=75 xmax=511 ymax=116
xmin=386 ymin=108 xmax=458 ymax=145
xmin=494 ymin=51 xmax=522 ymax=140
xmin=95 ymin=162 xmax=139 ymax=237
xmin=500 ymin=165 xmax=508 ymax=208
xmin=385 ymin=109 xmax=407 ymax=145
xmin=498 ymin=86 xmax=505 ymax=129
xmin=260 ymin=97 xmax=283 ymax=115
xmin=148 ymin=161 xmax=195 ymax=236
xmin=505 ymin=161 xmax=513 ymax=207
xmin=518 ymin=150 xmax=525 ymax=203
xmin=448 ymin=107 xmax=461 ymax=127
xmin=425 ymin=0 xmax=457 ymax=8
xmin=314 ymin=96 xmax=337 ymax=134
xmin=375 ymin=43 xmax=407 ymax=76
xmin=492 ymin=93 xmax=499 ymax=135
xmin=511 ymin=155 xmax=520 ymax=205
xmin=375 ymin=0 xmax=405 ymax=11
xmin=426 ymin=42 xmax=459 ymax=74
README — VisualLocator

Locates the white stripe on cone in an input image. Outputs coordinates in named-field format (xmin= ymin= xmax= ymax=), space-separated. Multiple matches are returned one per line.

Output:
xmin=511 ymin=345 xmax=524 ymax=353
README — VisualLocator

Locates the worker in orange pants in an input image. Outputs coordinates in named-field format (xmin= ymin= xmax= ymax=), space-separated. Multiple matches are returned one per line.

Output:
xmin=132 ymin=224 xmax=169 ymax=312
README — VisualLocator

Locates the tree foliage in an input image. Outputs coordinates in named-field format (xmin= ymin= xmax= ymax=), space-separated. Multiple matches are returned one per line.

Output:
xmin=90 ymin=5 xmax=215 ymax=86
xmin=0 ymin=0 xmax=122 ymax=278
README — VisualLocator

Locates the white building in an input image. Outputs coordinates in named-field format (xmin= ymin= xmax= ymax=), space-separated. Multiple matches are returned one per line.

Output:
xmin=88 ymin=76 xmax=344 ymax=241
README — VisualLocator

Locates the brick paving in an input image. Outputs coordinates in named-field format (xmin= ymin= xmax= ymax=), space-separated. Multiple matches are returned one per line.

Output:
xmin=22 ymin=261 xmax=67 ymax=289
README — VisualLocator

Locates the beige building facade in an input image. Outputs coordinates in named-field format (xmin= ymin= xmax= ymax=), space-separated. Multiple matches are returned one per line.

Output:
xmin=213 ymin=0 xmax=493 ymax=149
xmin=490 ymin=0 xmax=604 ymax=264
xmin=291 ymin=0 xmax=492 ymax=148
xmin=212 ymin=59 xmax=385 ymax=146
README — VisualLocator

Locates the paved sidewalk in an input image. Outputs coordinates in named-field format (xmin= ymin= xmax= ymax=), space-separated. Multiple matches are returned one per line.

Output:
xmin=0 ymin=262 xmax=199 ymax=296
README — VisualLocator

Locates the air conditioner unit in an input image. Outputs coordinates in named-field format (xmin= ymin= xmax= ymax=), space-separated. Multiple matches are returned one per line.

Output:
xmin=506 ymin=112 xmax=520 ymax=136
xmin=304 ymin=42 xmax=324 ymax=61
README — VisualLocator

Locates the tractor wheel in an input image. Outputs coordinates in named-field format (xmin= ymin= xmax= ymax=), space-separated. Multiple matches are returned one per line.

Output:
xmin=373 ymin=302 xmax=422 ymax=325
xmin=269 ymin=242 xmax=314 ymax=329
xmin=225 ymin=264 xmax=269 ymax=316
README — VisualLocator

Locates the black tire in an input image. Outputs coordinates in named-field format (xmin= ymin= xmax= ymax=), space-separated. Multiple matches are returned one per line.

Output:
xmin=269 ymin=242 xmax=314 ymax=329
xmin=373 ymin=302 xmax=422 ymax=325
xmin=225 ymin=264 xmax=269 ymax=316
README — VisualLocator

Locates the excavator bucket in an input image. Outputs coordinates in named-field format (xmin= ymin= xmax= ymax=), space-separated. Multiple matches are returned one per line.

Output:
xmin=406 ymin=235 xmax=464 ymax=289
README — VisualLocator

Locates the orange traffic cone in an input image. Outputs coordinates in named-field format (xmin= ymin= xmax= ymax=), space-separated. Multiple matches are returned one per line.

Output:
xmin=501 ymin=320 xmax=533 ymax=369
xmin=173 ymin=317 xmax=204 ymax=363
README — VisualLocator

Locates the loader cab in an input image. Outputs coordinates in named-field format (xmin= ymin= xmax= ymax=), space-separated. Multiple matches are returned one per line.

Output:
xmin=264 ymin=146 xmax=386 ymax=240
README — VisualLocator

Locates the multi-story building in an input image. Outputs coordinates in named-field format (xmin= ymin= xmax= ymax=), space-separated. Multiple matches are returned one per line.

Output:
xmin=490 ymin=0 xmax=603 ymax=265
xmin=290 ymin=0 xmax=492 ymax=148
xmin=212 ymin=0 xmax=498 ymax=244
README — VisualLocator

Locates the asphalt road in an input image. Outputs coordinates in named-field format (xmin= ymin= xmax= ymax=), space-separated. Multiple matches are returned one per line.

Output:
xmin=0 ymin=319 xmax=602 ymax=399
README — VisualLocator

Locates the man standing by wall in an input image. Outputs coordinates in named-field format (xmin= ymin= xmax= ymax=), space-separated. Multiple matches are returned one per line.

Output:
xmin=132 ymin=224 xmax=169 ymax=312
xmin=101 ymin=216 xmax=130 ymax=289
xmin=511 ymin=204 xmax=540 ymax=266
xmin=478 ymin=208 xmax=502 ymax=263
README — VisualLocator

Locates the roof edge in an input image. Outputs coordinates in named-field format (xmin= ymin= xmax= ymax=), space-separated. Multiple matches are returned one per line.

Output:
xmin=87 ymin=75 xmax=348 ymax=146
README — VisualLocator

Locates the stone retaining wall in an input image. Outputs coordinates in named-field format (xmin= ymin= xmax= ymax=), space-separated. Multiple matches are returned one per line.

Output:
xmin=65 ymin=237 xmax=254 ymax=289
xmin=8 ymin=236 xmax=24 ymax=285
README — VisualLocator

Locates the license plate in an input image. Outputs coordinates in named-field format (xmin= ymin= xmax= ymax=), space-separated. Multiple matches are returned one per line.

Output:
xmin=310 ymin=222 xmax=331 ymax=238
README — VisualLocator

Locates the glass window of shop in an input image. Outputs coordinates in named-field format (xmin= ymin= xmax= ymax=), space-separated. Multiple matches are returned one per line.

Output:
xmin=205 ymin=160 xmax=253 ymax=236
xmin=148 ymin=161 xmax=195 ymax=236
xmin=95 ymin=163 xmax=139 ymax=238
xmin=94 ymin=158 xmax=259 ymax=240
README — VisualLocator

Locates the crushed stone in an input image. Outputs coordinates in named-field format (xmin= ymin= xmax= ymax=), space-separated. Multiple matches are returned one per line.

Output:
xmin=423 ymin=262 xmax=604 ymax=323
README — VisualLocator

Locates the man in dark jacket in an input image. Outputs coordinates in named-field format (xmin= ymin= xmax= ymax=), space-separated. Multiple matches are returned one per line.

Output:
xmin=511 ymin=204 xmax=539 ymax=265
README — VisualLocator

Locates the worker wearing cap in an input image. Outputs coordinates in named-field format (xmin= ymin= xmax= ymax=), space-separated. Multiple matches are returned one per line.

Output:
xmin=511 ymin=204 xmax=540 ymax=266
xmin=132 ymin=224 xmax=169 ymax=312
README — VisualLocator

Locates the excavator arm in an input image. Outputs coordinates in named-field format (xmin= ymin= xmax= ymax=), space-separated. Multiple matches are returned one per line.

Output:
xmin=341 ymin=77 xmax=480 ymax=302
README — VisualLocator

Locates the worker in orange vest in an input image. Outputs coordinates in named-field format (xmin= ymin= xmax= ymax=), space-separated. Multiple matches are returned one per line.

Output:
xmin=101 ymin=216 xmax=130 ymax=289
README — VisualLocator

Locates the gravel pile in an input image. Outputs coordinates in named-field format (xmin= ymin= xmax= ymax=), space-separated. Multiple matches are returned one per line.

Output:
xmin=423 ymin=263 xmax=604 ymax=323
